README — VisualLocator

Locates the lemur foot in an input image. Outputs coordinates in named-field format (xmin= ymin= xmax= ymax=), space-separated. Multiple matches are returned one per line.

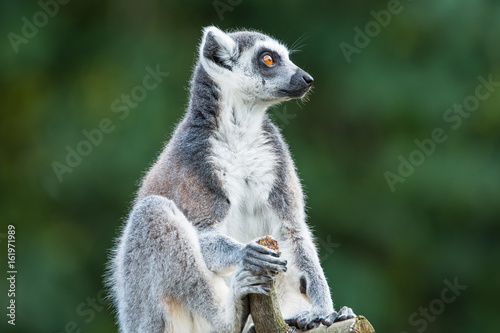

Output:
xmin=329 ymin=306 xmax=356 ymax=323
xmin=285 ymin=306 xmax=356 ymax=331
xmin=233 ymin=268 xmax=273 ymax=299
xmin=241 ymin=236 xmax=287 ymax=276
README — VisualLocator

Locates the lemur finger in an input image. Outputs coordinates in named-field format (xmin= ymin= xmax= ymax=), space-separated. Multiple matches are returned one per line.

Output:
xmin=247 ymin=250 xmax=287 ymax=266
xmin=297 ymin=317 xmax=309 ymax=330
xmin=242 ymin=262 xmax=266 ymax=274
xmin=246 ymin=242 xmax=280 ymax=257
xmin=321 ymin=312 xmax=337 ymax=327
xmin=244 ymin=256 xmax=287 ymax=273
xmin=242 ymin=262 xmax=280 ymax=277
xmin=306 ymin=320 xmax=320 ymax=330
xmin=284 ymin=318 xmax=298 ymax=327
xmin=285 ymin=311 xmax=308 ymax=329
xmin=296 ymin=312 xmax=317 ymax=330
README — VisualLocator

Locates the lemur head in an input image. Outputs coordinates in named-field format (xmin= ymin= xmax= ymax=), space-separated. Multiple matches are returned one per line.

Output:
xmin=199 ymin=26 xmax=314 ymax=105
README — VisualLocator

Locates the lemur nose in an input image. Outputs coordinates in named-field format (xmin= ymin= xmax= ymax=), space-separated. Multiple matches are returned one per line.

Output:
xmin=302 ymin=73 xmax=314 ymax=86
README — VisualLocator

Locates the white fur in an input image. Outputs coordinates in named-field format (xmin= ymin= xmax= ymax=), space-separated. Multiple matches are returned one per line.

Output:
xmin=208 ymin=86 xmax=280 ymax=243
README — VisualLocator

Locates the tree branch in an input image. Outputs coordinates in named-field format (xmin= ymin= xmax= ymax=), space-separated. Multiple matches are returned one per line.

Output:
xmin=249 ymin=282 xmax=291 ymax=333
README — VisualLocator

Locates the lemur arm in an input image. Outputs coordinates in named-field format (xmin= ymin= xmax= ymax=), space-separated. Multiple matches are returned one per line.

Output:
xmin=198 ymin=231 xmax=243 ymax=274
xmin=198 ymin=230 xmax=287 ymax=276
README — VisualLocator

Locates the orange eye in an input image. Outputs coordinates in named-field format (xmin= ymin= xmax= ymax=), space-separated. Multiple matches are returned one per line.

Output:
xmin=263 ymin=54 xmax=273 ymax=66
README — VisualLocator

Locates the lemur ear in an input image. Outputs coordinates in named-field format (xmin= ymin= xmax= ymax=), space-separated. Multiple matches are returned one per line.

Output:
xmin=200 ymin=26 xmax=237 ymax=70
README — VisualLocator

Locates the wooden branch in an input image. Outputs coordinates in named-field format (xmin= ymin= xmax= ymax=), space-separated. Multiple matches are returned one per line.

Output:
xmin=249 ymin=236 xmax=375 ymax=333
xmin=250 ymin=236 xmax=291 ymax=333
xmin=249 ymin=281 xmax=291 ymax=333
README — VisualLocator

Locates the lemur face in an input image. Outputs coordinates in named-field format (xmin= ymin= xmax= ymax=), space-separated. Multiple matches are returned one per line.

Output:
xmin=199 ymin=27 xmax=314 ymax=104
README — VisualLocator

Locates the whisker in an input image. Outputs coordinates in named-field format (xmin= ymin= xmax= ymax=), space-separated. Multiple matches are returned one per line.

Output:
xmin=289 ymin=33 xmax=309 ymax=55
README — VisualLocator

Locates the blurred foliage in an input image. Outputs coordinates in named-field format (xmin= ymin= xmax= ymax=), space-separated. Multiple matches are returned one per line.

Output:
xmin=1 ymin=0 xmax=499 ymax=332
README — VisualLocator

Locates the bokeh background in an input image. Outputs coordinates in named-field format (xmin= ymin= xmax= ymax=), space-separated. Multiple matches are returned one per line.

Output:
xmin=1 ymin=0 xmax=499 ymax=332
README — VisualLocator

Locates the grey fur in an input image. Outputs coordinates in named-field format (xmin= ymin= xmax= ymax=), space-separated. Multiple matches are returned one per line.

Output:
xmin=108 ymin=26 xmax=355 ymax=333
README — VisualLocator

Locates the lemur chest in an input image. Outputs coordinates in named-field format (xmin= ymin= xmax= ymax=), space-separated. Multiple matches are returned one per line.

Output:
xmin=209 ymin=115 xmax=279 ymax=241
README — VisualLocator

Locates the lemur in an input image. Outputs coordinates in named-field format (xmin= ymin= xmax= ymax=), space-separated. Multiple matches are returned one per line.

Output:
xmin=109 ymin=26 xmax=355 ymax=333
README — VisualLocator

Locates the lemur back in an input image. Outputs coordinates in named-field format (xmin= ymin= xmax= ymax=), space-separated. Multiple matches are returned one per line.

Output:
xmin=109 ymin=26 xmax=355 ymax=333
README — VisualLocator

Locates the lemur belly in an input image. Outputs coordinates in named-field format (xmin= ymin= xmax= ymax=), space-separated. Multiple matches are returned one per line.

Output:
xmin=209 ymin=108 xmax=281 ymax=243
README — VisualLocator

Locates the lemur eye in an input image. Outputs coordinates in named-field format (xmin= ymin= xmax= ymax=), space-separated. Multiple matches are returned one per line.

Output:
xmin=263 ymin=54 xmax=274 ymax=67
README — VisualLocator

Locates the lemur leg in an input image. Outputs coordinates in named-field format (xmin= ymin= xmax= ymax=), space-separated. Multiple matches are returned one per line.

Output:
xmin=279 ymin=239 xmax=356 ymax=331
xmin=113 ymin=195 xmax=270 ymax=333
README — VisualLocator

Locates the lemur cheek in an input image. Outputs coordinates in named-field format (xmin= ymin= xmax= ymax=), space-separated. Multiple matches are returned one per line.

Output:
xmin=261 ymin=78 xmax=266 ymax=86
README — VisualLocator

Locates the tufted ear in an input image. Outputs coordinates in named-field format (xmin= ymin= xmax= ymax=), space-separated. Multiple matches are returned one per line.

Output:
xmin=200 ymin=26 xmax=237 ymax=70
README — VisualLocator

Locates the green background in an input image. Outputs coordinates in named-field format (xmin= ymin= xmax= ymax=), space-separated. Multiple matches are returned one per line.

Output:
xmin=1 ymin=0 xmax=499 ymax=332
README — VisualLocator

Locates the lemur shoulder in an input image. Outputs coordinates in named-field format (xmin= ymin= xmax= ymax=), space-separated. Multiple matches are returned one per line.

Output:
xmin=109 ymin=26 xmax=355 ymax=333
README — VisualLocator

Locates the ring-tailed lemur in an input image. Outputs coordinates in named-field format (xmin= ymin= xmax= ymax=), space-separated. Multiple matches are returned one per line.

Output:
xmin=109 ymin=26 xmax=355 ymax=333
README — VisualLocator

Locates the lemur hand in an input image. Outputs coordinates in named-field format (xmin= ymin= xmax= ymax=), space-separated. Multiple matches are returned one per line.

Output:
xmin=240 ymin=237 xmax=287 ymax=276
xmin=285 ymin=306 xmax=356 ymax=331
